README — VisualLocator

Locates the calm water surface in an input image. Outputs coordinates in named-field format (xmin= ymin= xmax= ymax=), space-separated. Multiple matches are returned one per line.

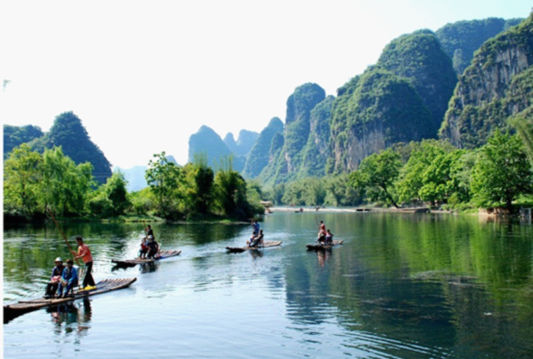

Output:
xmin=3 ymin=212 xmax=533 ymax=358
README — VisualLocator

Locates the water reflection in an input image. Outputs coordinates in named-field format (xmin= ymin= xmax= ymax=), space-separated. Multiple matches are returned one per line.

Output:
xmin=4 ymin=213 xmax=533 ymax=358
xmin=48 ymin=298 xmax=92 ymax=337
xmin=283 ymin=213 xmax=533 ymax=358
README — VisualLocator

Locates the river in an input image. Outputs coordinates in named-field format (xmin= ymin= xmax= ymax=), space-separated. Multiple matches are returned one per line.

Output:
xmin=3 ymin=212 xmax=533 ymax=358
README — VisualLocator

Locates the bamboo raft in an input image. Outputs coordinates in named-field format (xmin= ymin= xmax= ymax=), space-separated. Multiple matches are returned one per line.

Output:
xmin=226 ymin=241 xmax=282 ymax=253
xmin=111 ymin=250 xmax=182 ymax=267
xmin=4 ymin=277 xmax=137 ymax=323
xmin=306 ymin=239 xmax=344 ymax=250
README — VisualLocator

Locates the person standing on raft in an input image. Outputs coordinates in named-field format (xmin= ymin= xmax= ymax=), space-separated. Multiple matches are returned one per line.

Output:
xmin=73 ymin=236 xmax=96 ymax=291
xmin=317 ymin=220 xmax=327 ymax=243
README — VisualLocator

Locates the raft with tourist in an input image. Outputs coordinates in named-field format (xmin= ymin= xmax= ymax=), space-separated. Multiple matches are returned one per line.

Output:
xmin=112 ymin=249 xmax=182 ymax=267
xmin=4 ymin=277 xmax=137 ymax=323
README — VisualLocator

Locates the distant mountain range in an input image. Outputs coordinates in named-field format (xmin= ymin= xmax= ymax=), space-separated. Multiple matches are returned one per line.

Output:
xmin=187 ymin=15 xmax=531 ymax=186
xmin=5 ymin=15 xmax=531 ymax=190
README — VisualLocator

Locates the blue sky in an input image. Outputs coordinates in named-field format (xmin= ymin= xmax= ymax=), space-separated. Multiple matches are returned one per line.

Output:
xmin=1 ymin=0 xmax=531 ymax=167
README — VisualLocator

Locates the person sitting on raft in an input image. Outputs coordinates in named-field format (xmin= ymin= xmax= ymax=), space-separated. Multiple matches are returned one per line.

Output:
xmin=139 ymin=237 xmax=149 ymax=259
xmin=44 ymin=257 xmax=65 ymax=298
xmin=317 ymin=220 xmax=327 ymax=243
xmin=325 ymin=229 xmax=334 ymax=245
xmin=57 ymin=259 xmax=78 ymax=298
xmin=146 ymin=236 xmax=160 ymax=259
xmin=248 ymin=229 xmax=264 ymax=248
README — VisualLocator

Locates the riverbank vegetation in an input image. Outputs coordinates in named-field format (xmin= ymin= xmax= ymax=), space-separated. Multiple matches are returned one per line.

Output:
xmin=264 ymin=130 xmax=533 ymax=212
xmin=4 ymin=146 xmax=263 ymax=222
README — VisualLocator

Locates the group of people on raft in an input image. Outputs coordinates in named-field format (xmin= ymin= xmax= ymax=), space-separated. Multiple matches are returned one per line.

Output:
xmin=246 ymin=220 xmax=264 ymax=247
xmin=138 ymin=225 xmax=160 ymax=259
xmin=45 ymin=225 xmax=159 ymax=299
xmin=317 ymin=220 xmax=334 ymax=245
xmin=44 ymin=236 xmax=96 ymax=299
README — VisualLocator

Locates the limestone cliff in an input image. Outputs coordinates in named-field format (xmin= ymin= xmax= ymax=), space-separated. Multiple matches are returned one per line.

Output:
xmin=440 ymin=15 xmax=533 ymax=148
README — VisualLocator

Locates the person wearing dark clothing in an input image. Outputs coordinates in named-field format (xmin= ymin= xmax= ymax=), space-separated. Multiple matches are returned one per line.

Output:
xmin=146 ymin=237 xmax=159 ymax=259
xmin=325 ymin=229 xmax=334 ymax=244
xmin=58 ymin=259 xmax=78 ymax=297
xmin=44 ymin=257 xmax=65 ymax=298
xmin=249 ymin=230 xmax=264 ymax=247
xmin=146 ymin=225 xmax=155 ymax=239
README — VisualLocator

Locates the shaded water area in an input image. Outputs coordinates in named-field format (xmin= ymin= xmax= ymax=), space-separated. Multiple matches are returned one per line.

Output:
xmin=3 ymin=212 xmax=533 ymax=358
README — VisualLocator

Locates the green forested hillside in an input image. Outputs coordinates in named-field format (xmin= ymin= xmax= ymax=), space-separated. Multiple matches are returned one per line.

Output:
xmin=440 ymin=15 xmax=533 ymax=148
xmin=329 ymin=68 xmax=433 ymax=172
xmin=436 ymin=17 xmax=523 ymax=74
xmin=14 ymin=112 xmax=113 ymax=184
xmin=243 ymin=117 xmax=283 ymax=178
xmin=3 ymin=125 xmax=43 ymax=157
xmin=299 ymin=95 xmax=335 ymax=177
xmin=258 ymin=83 xmax=326 ymax=184
xmin=377 ymin=29 xmax=457 ymax=134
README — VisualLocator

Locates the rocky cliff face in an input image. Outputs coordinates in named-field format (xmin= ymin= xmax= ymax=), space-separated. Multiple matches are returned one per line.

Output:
xmin=436 ymin=17 xmax=523 ymax=74
xmin=299 ymin=96 xmax=334 ymax=177
xmin=440 ymin=15 xmax=533 ymax=148
xmin=329 ymin=69 xmax=433 ymax=172
xmin=258 ymin=83 xmax=325 ymax=184
xmin=377 ymin=30 xmax=457 ymax=136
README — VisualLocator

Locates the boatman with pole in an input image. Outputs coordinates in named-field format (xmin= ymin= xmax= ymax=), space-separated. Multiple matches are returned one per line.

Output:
xmin=73 ymin=236 xmax=96 ymax=291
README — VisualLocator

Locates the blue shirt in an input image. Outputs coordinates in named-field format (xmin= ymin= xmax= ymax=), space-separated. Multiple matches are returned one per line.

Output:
xmin=62 ymin=266 xmax=78 ymax=285
xmin=252 ymin=222 xmax=260 ymax=235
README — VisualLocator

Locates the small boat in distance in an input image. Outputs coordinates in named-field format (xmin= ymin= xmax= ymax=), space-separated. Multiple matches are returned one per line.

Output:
xmin=226 ymin=241 xmax=282 ymax=253
xmin=111 ymin=249 xmax=181 ymax=267
xmin=306 ymin=240 xmax=344 ymax=251
xmin=4 ymin=277 xmax=137 ymax=323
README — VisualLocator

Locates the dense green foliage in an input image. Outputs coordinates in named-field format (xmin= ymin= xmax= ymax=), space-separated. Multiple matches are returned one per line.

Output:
xmin=348 ymin=133 xmax=532 ymax=210
xmin=3 ymin=125 xmax=43 ymax=157
xmin=377 ymin=30 xmax=457 ymax=133
xmin=31 ymin=112 xmax=112 ymax=184
xmin=349 ymin=149 xmax=401 ymax=207
xmin=4 ymin=144 xmax=93 ymax=217
xmin=4 ymin=113 xmax=112 ymax=184
xmin=509 ymin=106 xmax=533 ymax=164
xmin=470 ymin=131 xmax=533 ymax=210
xmin=4 ymin=146 xmax=262 ymax=221
xmin=329 ymin=68 xmax=433 ymax=172
xmin=440 ymin=15 xmax=533 ymax=148
xmin=436 ymin=17 xmax=523 ymax=74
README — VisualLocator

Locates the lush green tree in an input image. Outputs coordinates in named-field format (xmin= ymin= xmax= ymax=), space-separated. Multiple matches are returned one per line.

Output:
xmin=145 ymin=151 xmax=183 ymax=219
xmin=182 ymin=155 xmax=215 ymax=216
xmin=471 ymin=131 xmax=533 ymax=210
xmin=129 ymin=187 xmax=155 ymax=216
xmin=3 ymin=144 xmax=43 ymax=215
xmin=446 ymin=150 xmax=477 ymax=206
xmin=350 ymin=149 xmax=401 ymax=207
xmin=89 ymin=172 xmax=130 ymax=216
xmin=213 ymin=161 xmax=253 ymax=219
xmin=324 ymin=174 xmax=362 ymax=206
xmin=509 ymin=106 xmax=533 ymax=165
xmin=40 ymin=146 xmax=93 ymax=216
xmin=396 ymin=140 xmax=456 ymax=205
